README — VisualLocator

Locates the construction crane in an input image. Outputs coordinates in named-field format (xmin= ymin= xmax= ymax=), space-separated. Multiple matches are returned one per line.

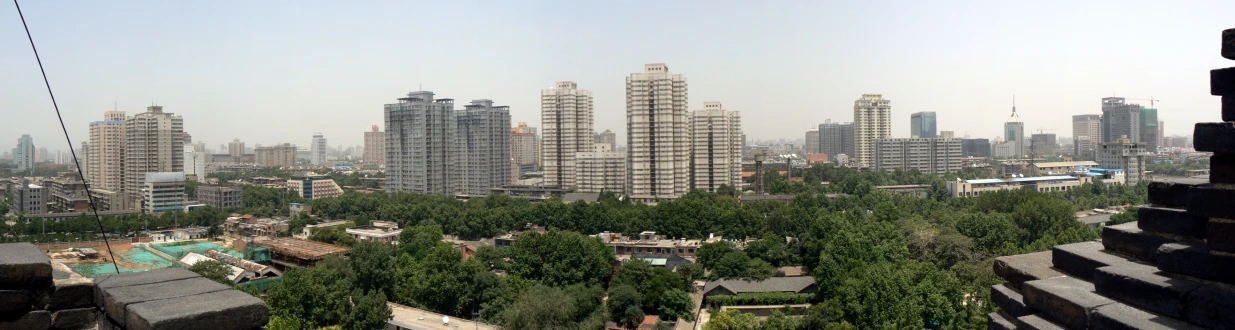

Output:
xmin=1127 ymin=97 xmax=1161 ymax=108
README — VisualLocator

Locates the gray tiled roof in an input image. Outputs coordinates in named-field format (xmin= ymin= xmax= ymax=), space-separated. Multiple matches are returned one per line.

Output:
xmin=703 ymin=276 xmax=816 ymax=295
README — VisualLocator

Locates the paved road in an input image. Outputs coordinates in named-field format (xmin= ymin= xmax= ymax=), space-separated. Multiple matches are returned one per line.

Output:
xmin=676 ymin=289 xmax=706 ymax=330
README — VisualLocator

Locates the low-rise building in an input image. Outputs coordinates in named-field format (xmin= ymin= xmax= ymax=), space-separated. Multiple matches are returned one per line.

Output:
xmin=947 ymin=175 xmax=1094 ymax=197
xmin=596 ymin=231 xmax=709 ymax=258
xmin=143 ymin=172 xmax=186 ymax=214
xmin=7 ymin=181 xmax=45 ymax=214
xmin=296 ymin=220 xmax=353 ymax=239
xmin=1029 ymin=161 xmax=1099 ymax=176
xmin=199 ymin=185 xmax=242 ymax=210
xmin=255 ymin=237 xmax=350 ymax=269
xmin=486 ymin=185 xmax=571 ymax=202
xmin=289 ymin=202 xmax=312 ymax=218
xmin=346 ymin=221 xmax=402 ymax=244
xmin=287 ymin=174 xmax=343 ymax=200
xmin=873 ymin=138 xmax=962 ymax=174
xmin=387 ymin=302 xmax=500 ymax=330
xmin=1097 ymin=136 xmax=1148 ymax=184
xmin=874 ymin=184 xmax=931 ymax=198
xmin=224 ymin=214 xmax=289 ymax=237
xmin=43 ymin=178 xmax=89 ymax=213
xmin=702 ymin=276 xmax=818 ymax=302
xmin=89 ymin=188 xmax=137 ymax=211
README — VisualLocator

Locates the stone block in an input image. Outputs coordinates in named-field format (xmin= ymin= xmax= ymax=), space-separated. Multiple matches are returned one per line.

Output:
xmin=1023 ymin=277 xmax=1115 ymax=330
xmin=1224 ymin=28 xmax=1235 ymax=61
xmin=1052 ymin=241 xmax=1135 ymax=280
xmin=1186 ymin=284 xmax=1235 ymax=329
xmin=1213 ymin=67 xmax=1235 ymax=96
xmin=0 ymin=243 xmax=53 ymax=290
xmin=991 ymin=284 xmax=1030 ymax=317
xmin=1213 ymin=152 xmax=1235 ymax=184
xmin=1014 ymin=314 xmax=1067 ymax=330
xmin=1154 ymin=242 xmax=1235 ymax=284
xmin=99 ymin=277 xmax=230 ymax=328
xmin=1091 ymin=303 xmax=1203 ymax=330
xmin=987 ymin=312 xmax=1015 ymax=330
xmin=124 ymin=289 xmax=269 ymax=330
xmin=1137 ymin=206 xmax=1207 ymax=239
xmin=993 ymin=251 xmax=1064 ymax=290
xmin=1188 ymin=185 xmax=1235 ymax=219
xmin=1194 ymin=122 xmax=1235 ymax=153
xmin=48 ymin=277 xmax=94 ymax=310
xmin=1147 ymin=178 xmax=1207 ymax=208
xmin=1209 ymin=218 xmax=1235 ymax=253
xmin=93 ymin=268 xmax=198 ymax=311
xmin=51 ymin=307 xmax=97 ymax=330
xmin=0 ymin=290 xmax=31 ymax=315
xmin=0 ymin=310 xmax=52 ymax=330
xmin=1101 ymin=222 xmax=1173 ymax=262
xmin=1093 ymin=264 xmax=1200 ymax=318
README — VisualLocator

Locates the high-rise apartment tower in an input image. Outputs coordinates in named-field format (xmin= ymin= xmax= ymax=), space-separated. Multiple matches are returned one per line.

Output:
xmin=541 ymin=81 xmax=594 ymax=189
xmin=626 ymin=64 xmax=690 ymax=202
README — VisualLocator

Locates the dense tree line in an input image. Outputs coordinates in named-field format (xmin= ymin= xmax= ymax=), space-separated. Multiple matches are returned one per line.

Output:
xmin=0 ymin=207 xmax=229 ymax=243
xmin=1146 ymin=158 xmax=1209 ymax=176
xmin=281 ymin=163 xmax=1145 ymax=329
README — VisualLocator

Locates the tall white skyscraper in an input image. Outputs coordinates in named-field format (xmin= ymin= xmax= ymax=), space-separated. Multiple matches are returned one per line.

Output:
xmin=124 ymin=106 xmax=184 ymax=195
xmin=626 ymin=63 xmax=690 ymax=202
xmin=12 ymin=134 xmax=35 ymax=172
xmin=1004 ymin=99 xmax=1025 ymax=158
xmin=541 ymin=81 xmax=593 ymax=189
xmin=853 ymin=94 xmax=891 ymax=168
xmin=311 ymin=133 xmax=327 ymax=165
xmin=690 ymin=102 xmax=743 ymax=193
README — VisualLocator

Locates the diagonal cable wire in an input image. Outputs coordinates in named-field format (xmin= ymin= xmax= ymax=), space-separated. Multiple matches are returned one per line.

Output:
xmin=13 ymin=0 xmax=120 ymax=274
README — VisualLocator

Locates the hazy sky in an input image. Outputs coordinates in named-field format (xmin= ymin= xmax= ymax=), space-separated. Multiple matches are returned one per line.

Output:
xmin=2 ymin=0 xmax=1232 ymax=154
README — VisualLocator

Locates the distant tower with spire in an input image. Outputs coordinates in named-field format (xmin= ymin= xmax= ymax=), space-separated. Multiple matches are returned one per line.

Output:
xmin=1004 ymin=96 xmax=1025 ymax=157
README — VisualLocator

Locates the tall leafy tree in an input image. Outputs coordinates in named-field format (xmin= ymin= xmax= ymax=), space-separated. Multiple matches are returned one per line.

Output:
xmin=608 ymin=284 xmax=644 ymax=329
xmin=351 ymin=241 xmax=396 ymax=297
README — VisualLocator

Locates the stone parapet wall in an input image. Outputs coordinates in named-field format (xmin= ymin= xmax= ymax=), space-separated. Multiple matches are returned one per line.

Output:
xmin=0 ymin=242 xmax=268 ymax=330
xmin=988 ymin=27 xmax=1235 ymax=330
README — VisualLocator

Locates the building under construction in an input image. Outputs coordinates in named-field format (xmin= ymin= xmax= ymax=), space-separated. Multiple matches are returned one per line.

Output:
xmin=255 ymin=237 xmax=351 ymax=270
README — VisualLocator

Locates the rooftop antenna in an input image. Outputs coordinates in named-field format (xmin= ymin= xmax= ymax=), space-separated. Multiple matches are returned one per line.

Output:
xmin=1012 ymin=95 xmax=1016 ymax=113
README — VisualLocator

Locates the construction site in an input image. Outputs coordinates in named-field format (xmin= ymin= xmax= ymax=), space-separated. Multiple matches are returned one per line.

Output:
xmin=48 ymin=235 xmax=348 ymax=289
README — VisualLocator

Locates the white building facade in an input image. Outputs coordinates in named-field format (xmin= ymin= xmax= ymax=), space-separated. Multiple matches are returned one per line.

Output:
xmin=873 ymin=138 xmax=962 ymax=175
xmin=310 ymin=133 xmax=327 ymax=165
xmin=575 ymin=143 xmax=627 ymax=193
xmin=143 ymin=172 xmax=185 ymax=214
xmin=626 ymin=64 xmax=690 ymax=202
xmin=125 ymin=106 xmax=184 ymax=196
xmin=690 ymin=102 xmax=743 ymax=193
xmin=541 ymin=81 xmax=594 ymax=189
xmin=853 ymin=94 xmax=891 ymax=168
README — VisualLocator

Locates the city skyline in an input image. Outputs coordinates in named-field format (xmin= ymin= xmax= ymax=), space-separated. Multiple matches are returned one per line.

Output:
xmin=2 ymin=1 xmax=1231 ymax=153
